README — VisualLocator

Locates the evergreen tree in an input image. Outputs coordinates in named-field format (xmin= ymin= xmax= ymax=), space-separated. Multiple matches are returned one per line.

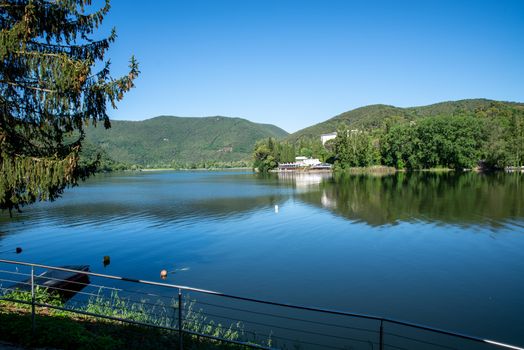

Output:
xmin=0 ymin=0 xmax=138 ymax=212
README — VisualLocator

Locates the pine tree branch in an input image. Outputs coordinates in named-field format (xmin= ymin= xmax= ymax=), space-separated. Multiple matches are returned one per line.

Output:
xmin=1 ymin=0 xmax=137 ymax=212
xmin=27 ymin=38 xmax=109 ymax=51
xmin=13 ymin=49 xmax=75 ymax=60
xmin=0 ymin=80 xmax=56 ymax=93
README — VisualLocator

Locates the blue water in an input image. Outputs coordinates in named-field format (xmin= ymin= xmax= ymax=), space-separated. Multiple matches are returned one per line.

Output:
xmin=0 ymin=170 xmax=523 ymax=346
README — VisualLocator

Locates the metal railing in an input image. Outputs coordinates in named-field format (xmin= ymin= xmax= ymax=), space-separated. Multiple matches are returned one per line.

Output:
xmin=0 ymin=258 xmax=522 ymax=350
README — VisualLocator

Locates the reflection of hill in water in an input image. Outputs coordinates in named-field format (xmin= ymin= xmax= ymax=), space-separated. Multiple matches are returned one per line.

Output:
xmin=2 ymin=171 xmax=523 ymax=230
xmin=0 ymin=195 xmax=288 ymax=230
xmin=294 ymin=172 xmax=524 ymax=227
xmin=0 ymin=172 xmax=291 ymax=230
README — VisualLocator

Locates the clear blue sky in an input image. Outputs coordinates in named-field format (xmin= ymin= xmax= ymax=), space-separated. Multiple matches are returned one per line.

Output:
xmin=100 ymin=0 xmax=524 ymax=133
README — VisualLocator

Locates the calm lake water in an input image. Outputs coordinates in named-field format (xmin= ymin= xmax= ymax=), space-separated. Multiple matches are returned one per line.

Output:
xmin=1 ymin=170 xmax=523 ymax=346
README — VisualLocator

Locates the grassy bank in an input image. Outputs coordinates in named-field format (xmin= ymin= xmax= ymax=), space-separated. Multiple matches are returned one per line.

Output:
xmin=333 ymin=165 xmax=397 ymax=175
xmin=0 ymin=288 xmax=258 ymax=350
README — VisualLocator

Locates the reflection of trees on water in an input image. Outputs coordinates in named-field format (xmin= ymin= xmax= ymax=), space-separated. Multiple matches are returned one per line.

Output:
xmin=295 ymin=172 xmax=524 ymax=227
xmin=0 ymin=172 xmax=291 ymax=228
xmin=0 ymin=195 xmax=288 ymax=229
xmin=2 ymin=171 xmax=522 ymax=229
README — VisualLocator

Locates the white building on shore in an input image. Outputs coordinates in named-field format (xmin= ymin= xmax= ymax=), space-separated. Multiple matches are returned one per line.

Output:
xmin=295 ymin=156 xmax=321 ymax=167
xmin=320 ymin=132 xmax=337 ymax=145
xmin=278 ymin=156 xmax=331 ymax=171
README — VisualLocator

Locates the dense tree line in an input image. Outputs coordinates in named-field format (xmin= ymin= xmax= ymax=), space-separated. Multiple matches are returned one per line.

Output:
xmin=253 ymin=138 xmax=296 ymax=172
xmin=170 ymin=160 xmax=251 ymax=169
xmin=253 ymin=103 xmax=524 ymax=172
xmin=378 ymin=104 xmax=524 ymax=170
xmin=379 ymin=115 xmax=483 ymax=169
xmin=84 ymin=116 xmax=287 ymax=169
xmin=333 ymin=129 xmax=380 ymax=168
xmin=79 ymin=144 xmax=252 ymax=172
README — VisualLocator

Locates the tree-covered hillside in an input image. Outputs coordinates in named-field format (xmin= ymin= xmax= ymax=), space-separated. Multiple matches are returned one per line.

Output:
xmin=84 ymin=116 xmax=288 ymax=168
xmin=287 ymin=99 xmax=524 ymax=141
xmin=254 ymin=99 xmax=524 ymax=171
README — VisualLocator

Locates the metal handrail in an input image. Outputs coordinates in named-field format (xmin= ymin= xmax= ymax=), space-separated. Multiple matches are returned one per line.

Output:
xmin=0 ymin=258 xmax=522 ymax=350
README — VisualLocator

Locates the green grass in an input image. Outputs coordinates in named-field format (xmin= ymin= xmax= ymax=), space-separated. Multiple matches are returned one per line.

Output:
xmin=0 ymin=288 xmax=265 ymax=350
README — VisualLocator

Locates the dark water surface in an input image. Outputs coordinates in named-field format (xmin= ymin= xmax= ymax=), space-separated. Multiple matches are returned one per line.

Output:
xmin=1 ymin=171 xmax=523 ymax=346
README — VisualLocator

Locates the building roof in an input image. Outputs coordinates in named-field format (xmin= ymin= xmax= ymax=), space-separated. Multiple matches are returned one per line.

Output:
xmin=320 ymin=132 xmax=337 ymax=137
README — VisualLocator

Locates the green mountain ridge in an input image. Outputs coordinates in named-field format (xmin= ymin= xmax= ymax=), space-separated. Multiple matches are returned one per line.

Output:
xmin=287 ymin=98 xmax=524 ymax=141
xmin=84 ymin=115 xmax=289 ymax=168
xmin=84 ymin=98 xmax=524 ymax=169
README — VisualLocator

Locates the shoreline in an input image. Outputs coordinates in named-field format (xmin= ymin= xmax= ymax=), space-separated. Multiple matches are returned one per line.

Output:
xmin=114 ymin=166 xmax=521 ymax=174
xmin=270 ymin=168 xmax=333 ymax=173
xmin=139 ymin=167 xmax=252 ymax=172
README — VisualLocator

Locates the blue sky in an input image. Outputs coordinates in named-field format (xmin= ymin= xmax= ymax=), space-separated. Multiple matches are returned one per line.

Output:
xmin=100 ymin=0 xmax=524 ymax=133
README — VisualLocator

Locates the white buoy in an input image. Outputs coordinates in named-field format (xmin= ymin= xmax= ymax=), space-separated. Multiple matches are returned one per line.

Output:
xmin=274 ymin=205 xmax=279 ymax=213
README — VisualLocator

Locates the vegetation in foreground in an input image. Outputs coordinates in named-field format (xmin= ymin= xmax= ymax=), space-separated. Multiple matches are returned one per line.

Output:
xmin=0 ymin=0 xmax=139 ymax=213
xmin=0 ymin=288 xmax=257 ymax=350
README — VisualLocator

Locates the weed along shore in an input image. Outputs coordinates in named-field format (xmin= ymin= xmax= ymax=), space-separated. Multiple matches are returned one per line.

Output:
xmin=1 ymin=259 xmax=524 ymax=350
xmin=0 ymin=288 xmax=251 ymax=350
xmin=0 ymin=260 xmax=269 ymax=350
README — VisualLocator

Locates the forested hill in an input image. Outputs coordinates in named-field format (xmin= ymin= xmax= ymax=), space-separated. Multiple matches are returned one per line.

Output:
xmin=287 ymin=99 xmax=524 ymax=141
xmin=84 ymin=116 xmax=288 ymax=168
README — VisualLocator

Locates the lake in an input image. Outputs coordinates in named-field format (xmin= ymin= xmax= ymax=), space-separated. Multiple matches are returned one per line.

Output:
xmin=1 ymin=170 xmax=523 ymax=347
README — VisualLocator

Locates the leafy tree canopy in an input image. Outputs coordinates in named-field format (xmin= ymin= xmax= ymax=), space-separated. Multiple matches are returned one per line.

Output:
xmin=0 ymin=0 xmax=138 ymax=212
xmin=253 ymin=137 xmax=297 ymax=172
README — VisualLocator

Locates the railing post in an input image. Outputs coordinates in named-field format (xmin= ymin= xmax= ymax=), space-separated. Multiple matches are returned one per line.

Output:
xmin=178 ymin=288 xmax=183 ymax=350
xmin=31 ymin=265 xmax=35 ymax=335
xmin=379 ymin=319 xmax=384 ymax=350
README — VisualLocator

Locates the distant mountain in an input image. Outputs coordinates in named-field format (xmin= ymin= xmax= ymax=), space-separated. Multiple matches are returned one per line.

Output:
xmin=85 ymin=116 xmax=288 ymax=168
xmin=84 ymin=99 xmax=524 ymax=169
xmin=287 ymin=99 xmax=524 ymax=141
